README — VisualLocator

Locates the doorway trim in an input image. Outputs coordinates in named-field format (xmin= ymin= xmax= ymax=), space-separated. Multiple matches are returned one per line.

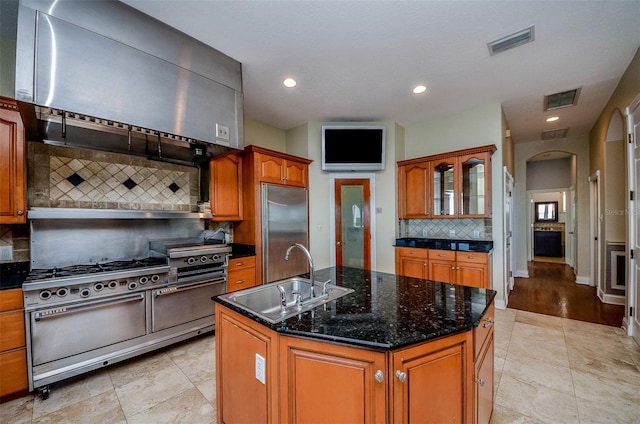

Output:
xmin=329 ymin=173 xmax=377 ymax=270
xmin=589 ymin=170 xmax=601 ymax=289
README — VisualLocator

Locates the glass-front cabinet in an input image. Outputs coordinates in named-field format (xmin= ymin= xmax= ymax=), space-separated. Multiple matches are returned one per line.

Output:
xmin=432 ymin=159 xmax=456 ymax=216
xmin=397 ymin=145 xmax=495 ymax=220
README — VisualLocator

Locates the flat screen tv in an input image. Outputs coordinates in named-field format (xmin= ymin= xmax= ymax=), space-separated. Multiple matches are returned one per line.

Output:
xmin=321 ymin=125 xmax=386 ymax=171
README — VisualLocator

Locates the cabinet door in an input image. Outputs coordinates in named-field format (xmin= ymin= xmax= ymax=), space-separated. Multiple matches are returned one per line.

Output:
xmin=210 ymin=154 xmax=243 ymax=220
xmin=398 ymin=163 xmax=430 ymax=218
xmin=0 ymin=348 xmax=28 ymax=398
xmin=391 ymin=331 xmax=473 ymax=424
xmin=429 ymin=260 xmax=457 ymax=283
xmin=456 ymin=263 xmax=487 ymax=288
xmin=0 ymin=310 xmax=26 ymax=352
xmin=280 ymin=336 xmax=387 ymax=424
xmin=227 ymin=267 xmax=256 ymax=292
xmin=432 ymin=158 xmax=457 ymax=217
xmin=0 ymin=104 xmax=27 ymax=224
xmin=475 ymin=333 xmax=494 ymax=424
xmin=395 ymin=248 xmax=428 ymax=279
xmin=257 ymin=153 xmax=286 ymax=184
xmin=459 ymin=152 xmax=490 ymax=217
xmin=216 ymin=306 xmax=277 ymax=424
xmin=283 ymin=160 xmax=308 ymax=187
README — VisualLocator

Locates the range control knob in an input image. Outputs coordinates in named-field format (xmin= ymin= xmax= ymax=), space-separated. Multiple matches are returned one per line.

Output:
xmin=39 ymin=290 xmax=52 ymax=300
xmin=139 ymin=276 xmax=149 ymax=284
xmin=200 ymin=256 xmax=208 ymax=263
xmin=56 ymin=287 xmax=69 ymax=297
xmin=187 ymin=257 xmax=197 ymax=265
xmin=108 ymin=280 xmax=118 ymax=289
xmin=94 ymin=282 xmax=105 ymax=292
xmin=80 ymin=288 xmax=91 ymax=298
xmin=151 ymin=274 xmax=160 ymax=282
xmin=128 ymin=281 xmax=138 ymax=290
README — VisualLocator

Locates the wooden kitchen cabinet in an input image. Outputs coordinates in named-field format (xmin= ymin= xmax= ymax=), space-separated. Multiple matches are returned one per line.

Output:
xmin=456 ymin=251 xmax=492 ymax=289
xmin=250 ymin=145 xmax=310 ymax=188
xmin=0 ymin=98 xmax=27 ymax=224
xmin=474 ymin=303 xmax=495 ymax=424
xmin=395 ymin=247 xmax=429 ymax=279
xmin=227 ymin=255 xmax=256 ymax=292
xmin=398 ymin=162 xmax=431 ymax=218
xmin=215 ymin=304 xmax=280 ymax=423
xmin=397 ymin=145 xmax=495 ymax=220
xmin=0 ymin=288 xmax=28 ymax=401
xmin=391 ymin=331 xmax=473 ymax=424
xmin=209 ymin=153 xmax=243 ymax=221
xmin=279 ymin=336 xmax=387 ymax=424
xmin=428 ymin=249 xmax=457 ymax=283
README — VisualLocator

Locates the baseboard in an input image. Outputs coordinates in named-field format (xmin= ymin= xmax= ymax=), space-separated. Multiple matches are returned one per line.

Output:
xmin=515 ymin=270 xmax=529 ymax=278
xmin=494 ymin=299 xmax=507 ymax=310
xmin=575 ymin=275 xmax=591 ymax=285
xmin=598 ymin=288 xmax=625 ymax=305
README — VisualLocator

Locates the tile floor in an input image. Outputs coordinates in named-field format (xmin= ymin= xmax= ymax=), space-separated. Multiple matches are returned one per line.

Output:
xmin=2 ymin=308 xmax=640 ymax=423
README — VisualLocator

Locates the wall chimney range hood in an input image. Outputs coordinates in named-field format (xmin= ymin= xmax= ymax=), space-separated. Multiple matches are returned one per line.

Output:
xmin=2 ymin=0 xmax=244 ymax=165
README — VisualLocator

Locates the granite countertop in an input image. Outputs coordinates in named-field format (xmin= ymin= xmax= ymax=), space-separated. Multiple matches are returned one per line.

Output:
xmin=395 ymin=237 xmax=493 ymax=253
xmin=229 ymin=243 xmax=255 ymax=259
xmin=214 ymin=266 xmax=496 ymax=350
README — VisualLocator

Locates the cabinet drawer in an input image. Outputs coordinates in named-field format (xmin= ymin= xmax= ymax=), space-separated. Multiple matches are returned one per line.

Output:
xmin=0 ymin=347 xmax=28 ymax=397
xmin=227 ymin=268 xmax=256 ymax=292
xmin=428 ymin=249 xmax=455 ymax=261
xmin=474 ymin=303 xmax=495 ymax=359
xmin=396 ymin=247 xmax=429 ymax=259
xmin=0 ymin=289 xmax=23 ymax=313
xmin=0 ymin=310 xmax=25 ymax=351
xmin=229 ymin=256 xmax=256 ymax=271
xmin=456 ymin=252 xmax=488 ymax=264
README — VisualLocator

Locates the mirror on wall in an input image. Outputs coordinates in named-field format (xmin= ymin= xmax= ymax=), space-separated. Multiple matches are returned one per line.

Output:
xmin=534 ymin=201 xmax=558 ymax=222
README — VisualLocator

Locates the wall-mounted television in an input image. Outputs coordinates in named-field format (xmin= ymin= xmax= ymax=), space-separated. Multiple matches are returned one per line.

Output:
xmin=321 ymin=125 xmax=386 ymax=171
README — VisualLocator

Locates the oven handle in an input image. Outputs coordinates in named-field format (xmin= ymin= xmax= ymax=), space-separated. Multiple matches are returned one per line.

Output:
xmin=154 ymin=278 xmax=226 ymax=298
xmin=33 ymin=293 xmax=145 ymax=321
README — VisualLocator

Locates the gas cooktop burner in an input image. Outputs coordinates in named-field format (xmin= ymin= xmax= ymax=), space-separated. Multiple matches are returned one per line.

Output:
xmin=25 ymin=257 xmax=168 ymax=282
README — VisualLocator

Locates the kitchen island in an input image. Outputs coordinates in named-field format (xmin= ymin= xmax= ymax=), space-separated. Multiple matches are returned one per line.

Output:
xmin=213 ymin=266 xmax=496 ymax=424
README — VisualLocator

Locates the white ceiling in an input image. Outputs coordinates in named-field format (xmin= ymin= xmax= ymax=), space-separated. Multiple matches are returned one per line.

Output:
xmin=122 ymin=0 xmax=640 ymax=144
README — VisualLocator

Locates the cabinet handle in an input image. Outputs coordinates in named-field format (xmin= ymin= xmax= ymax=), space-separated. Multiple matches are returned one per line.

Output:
xmin=475 ymin=377 xmax=485 ymax=386
xmin=395 ymin=370 xmax=407 ymax=383
xmin=374 ymin=370 xmax=384 ymax=383
xmin=410 ymin=251 xmax=416 ymax=255
xmin=236 ymin=262 xmax=244 ymax=266
xmin=234 ymin=280 xmax=246 ymax=284
xmin=17 ymin=210 xmax=24 ymax=215
xmin=483 ymin=317 xmax=494 ymax=328
xmin=466 ymin=256 xmax=477 ymax=259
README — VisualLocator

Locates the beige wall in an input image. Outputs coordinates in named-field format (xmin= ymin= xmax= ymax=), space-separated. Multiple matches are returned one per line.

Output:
xmin=244 ymin=119 xmax=286 ymax=151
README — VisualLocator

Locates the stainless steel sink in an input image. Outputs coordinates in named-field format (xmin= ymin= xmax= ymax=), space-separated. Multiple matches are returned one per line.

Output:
xmin=218 ymin=277 xmax=354 ymax=324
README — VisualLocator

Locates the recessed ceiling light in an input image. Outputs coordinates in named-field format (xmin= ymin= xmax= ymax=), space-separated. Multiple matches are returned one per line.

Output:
xmin=283 ymin=78 xmax=297 ymax=88
xmin=413 ymin=85 xmax=427 ymax=94
xmin=546 ymin=116 xmax=559 ymax=122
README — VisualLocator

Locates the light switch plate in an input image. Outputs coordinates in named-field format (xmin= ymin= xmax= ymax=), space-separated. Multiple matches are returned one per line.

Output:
xmin=255 ymin=353 xmax=266 ymax=385
xmin=216 ymin=123 xmax=230 ymax=140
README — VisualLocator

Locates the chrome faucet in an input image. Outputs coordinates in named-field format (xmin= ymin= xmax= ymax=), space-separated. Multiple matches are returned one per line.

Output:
xmin=285 ymin=243 xmax=316 ymax=298
xmin=276 ymin=284 xmax=287 ymax=311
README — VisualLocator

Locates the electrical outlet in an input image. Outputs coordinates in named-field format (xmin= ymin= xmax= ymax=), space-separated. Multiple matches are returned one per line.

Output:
xmin=0 ymin=246 xmax=13 ymax=261
xmin=448 ymin=229 xmax=456 ymax=238
xmin=473 ymin=230 xmax=481 ymax=239
xmin=255 ymin=353 xmax=266 ymax=384
xmin=216 ymin=123 xmax=230 ymax=140
xmin=422 ymin=228 xmax=429 ymax=238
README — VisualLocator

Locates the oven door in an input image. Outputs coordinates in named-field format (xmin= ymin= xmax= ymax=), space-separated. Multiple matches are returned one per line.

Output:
xmin=29 ymin=293 xmax=146 ymax=366
xmin=151 ymin=278 xmax=226 ymax=332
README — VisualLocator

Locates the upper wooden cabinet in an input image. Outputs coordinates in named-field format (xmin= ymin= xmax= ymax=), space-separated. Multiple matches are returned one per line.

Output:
xmin=0 ymin=98 xmax=27 ymax=224
xmin=210 ymin=153 xmax=243 ymax=221
xmin=398 ymin=145 xmax=496 ymax=219
xmin=250 ymin=146 xmax=311 ymax=188
xmin=398 ymin=162 xmax=431 ymax=218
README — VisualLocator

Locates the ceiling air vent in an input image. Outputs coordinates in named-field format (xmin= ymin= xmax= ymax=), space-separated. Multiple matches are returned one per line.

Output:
xmin=488 ymin=26 xmax=535 ymax=55
xmin=541 ymin=128 xmax=569 ymax=140
xmin=544 ymin=88 xmax=581 ymax=110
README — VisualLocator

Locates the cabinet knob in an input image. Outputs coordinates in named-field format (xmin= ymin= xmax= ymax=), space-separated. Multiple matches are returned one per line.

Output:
xmin=395 ymin=370 xmax=407 ymax=383
xmin=17 ymin=210 xmax=24 ymax=215
xmin=337 ymin=241 xmax=342 ymax=246
xmin=374 ymin=370 xmax=384 ymax=383
xmin=483 ymin=317 xmax=494 ymax=328
xmin=475 ymin=377 xmax=485 ymax=386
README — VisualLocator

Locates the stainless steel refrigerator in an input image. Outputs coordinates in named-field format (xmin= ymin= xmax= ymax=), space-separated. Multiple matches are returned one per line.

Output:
xmin=262 ymin=183 xmax=309 ymax=283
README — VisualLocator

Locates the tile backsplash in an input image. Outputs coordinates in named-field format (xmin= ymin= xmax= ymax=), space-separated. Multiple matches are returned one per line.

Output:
xmin=0 ymin=224 xmax=30 ymax=263
xmin=28 ymin=142 xmax=200 ymax=211
xmin=400 ymin=218 xmax=493 ymax=240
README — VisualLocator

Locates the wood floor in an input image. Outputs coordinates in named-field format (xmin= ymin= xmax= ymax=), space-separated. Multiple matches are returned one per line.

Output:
xmin=508 ymin=260 xmax=625 ymax=327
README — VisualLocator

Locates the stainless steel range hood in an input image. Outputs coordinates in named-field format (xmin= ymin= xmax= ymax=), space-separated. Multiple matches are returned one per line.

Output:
xmin=1 ymin=0 xmax=244 ymax=165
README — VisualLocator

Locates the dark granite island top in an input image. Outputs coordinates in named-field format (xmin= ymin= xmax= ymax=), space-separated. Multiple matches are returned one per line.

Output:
xmin=213 ymin=266 xmax=496 ymax=350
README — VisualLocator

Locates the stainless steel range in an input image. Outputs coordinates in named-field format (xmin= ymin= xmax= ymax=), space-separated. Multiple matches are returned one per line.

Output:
xmin=23 ymin=241 xmax=231 ymax=399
